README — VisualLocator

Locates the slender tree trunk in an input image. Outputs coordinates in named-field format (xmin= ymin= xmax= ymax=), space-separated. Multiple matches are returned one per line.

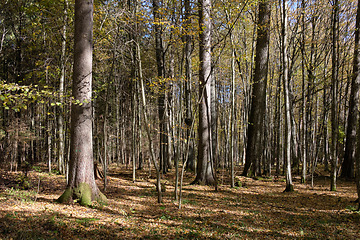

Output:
xmin=152 ymin=0 xmax=168 ymax=174
xmin=58 ymin=0 xmax=68 ymax=175
xmin=230 ymin=38 xmax=236 ymax=188
xmin=57 ymin=0 xmax=106 ymax=206
xmin=135 ymin=41 xmax=162 ymax=203
xmin=132 ymin=83 xmax=137 ymax=182
xmin=242 ymin=0 xmax=271 ymax=177
xmin=330 ymin=0 xmax=339 ymax=191
xmin=281 ymin=0 xmax=293 ymax=192
xmin=184 ymin=0 xmax=195 ymax=171
xmin=300 ymin=0 xmax=306 ymax=183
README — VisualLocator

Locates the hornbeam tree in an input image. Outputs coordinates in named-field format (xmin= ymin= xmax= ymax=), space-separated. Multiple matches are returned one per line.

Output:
xmin=57 ymin=0 xmax=106 ymax=206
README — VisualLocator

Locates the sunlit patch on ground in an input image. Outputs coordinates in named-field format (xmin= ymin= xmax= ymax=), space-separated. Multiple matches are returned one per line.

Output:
xmin=0 ymin=165 xmax=359 ymax=239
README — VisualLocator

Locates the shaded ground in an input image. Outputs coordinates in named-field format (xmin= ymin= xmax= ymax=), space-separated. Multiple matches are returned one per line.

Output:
xmin=0 ymin=164 xmax=359 ymax=239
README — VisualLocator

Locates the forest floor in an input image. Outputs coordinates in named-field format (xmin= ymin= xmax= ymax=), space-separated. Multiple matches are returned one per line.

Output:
xmin=0 ymin=164 xmax=359 ymax=240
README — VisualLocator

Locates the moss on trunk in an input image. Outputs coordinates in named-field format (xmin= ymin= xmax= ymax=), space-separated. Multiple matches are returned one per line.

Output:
xmin=57 ymin=183 xmax=107 ymax=206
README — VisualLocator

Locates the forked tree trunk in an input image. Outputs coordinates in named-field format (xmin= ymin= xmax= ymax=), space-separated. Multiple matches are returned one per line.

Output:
xmin=57 ymin=0 xmax=106 ymax=206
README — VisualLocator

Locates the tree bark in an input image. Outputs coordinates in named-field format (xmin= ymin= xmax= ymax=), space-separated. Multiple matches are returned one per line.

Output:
xmin=342 ymin=0 xmax=360 ymax=180
xmin=242 ymin=0 xmax=271 ymax=177
xmin=330 ymin=0 xmax=339 ymax=191
xmin=281 ymin=0 xmax=293 ymax=192
xmin=58 ymin=0 xmax=68 ymax=175
xmin=353 ymin=0 xmax=360 ymax=211
xmin=192 ymin=0 xmax=216 ymax=185
xmin=184 ymin=0 xmax=195 ymax=171
xmin=57 ymin=0 xmax=106 ymax=206
xmin=152 ymin=0 xmax=168 ymax=174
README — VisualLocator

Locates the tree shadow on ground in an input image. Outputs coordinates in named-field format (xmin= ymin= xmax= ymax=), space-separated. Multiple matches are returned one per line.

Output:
xmin=0 ymin=166 xmax=359 ymax=239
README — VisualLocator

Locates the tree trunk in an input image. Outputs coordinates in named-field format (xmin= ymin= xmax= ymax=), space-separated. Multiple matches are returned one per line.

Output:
xmin=242 ymin=0 xmax=271 ymax=177
xmin=300 ymin=0 xmax=306 ymax=183
xmin=184 ymin=0 xmax=195 ymax=171
xmin=58 ymin=0 xmax=68 ymax=175
xmin=281 ymin=0 xmax=293 ymax=192
xmin=230 ymin=38 xmax=236 ymax=188
xmin=152 ymin=0 xmax=168 ymax=174
xmin=342 ymin=0 xmax=360 ymax=180
xmin=330 ymin=0 xmax=339 ymax=191
xmin=192 ymin=0 xmax=216 ymax=185
xmin=57 ymin=0 xmax=106 ymax=206
xmin=354 ymin=0 xmax=360 ymax=211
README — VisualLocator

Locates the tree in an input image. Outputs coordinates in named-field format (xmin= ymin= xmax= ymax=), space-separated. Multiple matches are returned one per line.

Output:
xmin=330 ymin=0 xmax=339 ymax=191
xmin=281 ymin=0 xmax=293 ymax=192
xmin=192 ymin=0 xmax=216 ymax=185
xmin=342 ymin=0 xmax=360 ymax=180
xmin=184 ymin=0 xmax=195 ymax=171
xmin=57 ymin=0 xmax=106 ymax=206
xmin=242 ymin=0 xmax=271 ymax=177
xmin=152 ymin=0 xmax=169 ymax=174
xmin=353 ymin=0 xmax=360 ymax=211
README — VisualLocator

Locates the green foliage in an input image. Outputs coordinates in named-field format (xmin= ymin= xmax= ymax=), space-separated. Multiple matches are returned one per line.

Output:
xmin=57 ymin=184 xmax=107 ymax=207
xmin=0 ymin=81 xmax=62 ymax=112
xmin=338 ymin=125 xmax=346 ymax=144
xmin=51 ymin=169 xmax=61 ymax=175
xmin=76 ymin=217 xmax=100 ymax=227
xmin=56 ymin=188 xmax=72 ymax=204
xmin=4 ymin=187 xmax=36 ymax=202
xmin=16 ymin=174 xmax=32 ymax=190
xmin=32 ymin=166 xmax=42 ymax=173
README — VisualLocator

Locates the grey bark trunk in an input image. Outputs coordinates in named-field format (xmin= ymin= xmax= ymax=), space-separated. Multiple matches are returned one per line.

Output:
xmin=281 ymin=0 xmax=293 ymax=192
xmin=192 ymin=0 xmax=216 ymax=185
xmin=58 ymin=0 xmax=68 ymax=175
xmin=57 ymin=0 xmax=105 ymax=206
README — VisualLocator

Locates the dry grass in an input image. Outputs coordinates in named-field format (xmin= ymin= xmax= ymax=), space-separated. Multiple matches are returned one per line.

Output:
xmin=0 ymin=164 xmax=359 ymax=239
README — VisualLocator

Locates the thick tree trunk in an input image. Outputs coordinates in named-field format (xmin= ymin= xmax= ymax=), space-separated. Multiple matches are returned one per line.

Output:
xmin=242 ymin=0 xmax=271 ymax=177
xmin=353 ymin=0 xmax=360 ymax=210
xmin=192 ymin=0 xmax=216 ymax=185
xmin=57 ymin=0 xmax=106 ymax=206
xmin=342 ymin=0 xmax=360 ymax=180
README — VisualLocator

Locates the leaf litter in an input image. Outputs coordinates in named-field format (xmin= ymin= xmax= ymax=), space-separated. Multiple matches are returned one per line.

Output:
xmin=0 ymin=165 xmax=359 ymax=239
